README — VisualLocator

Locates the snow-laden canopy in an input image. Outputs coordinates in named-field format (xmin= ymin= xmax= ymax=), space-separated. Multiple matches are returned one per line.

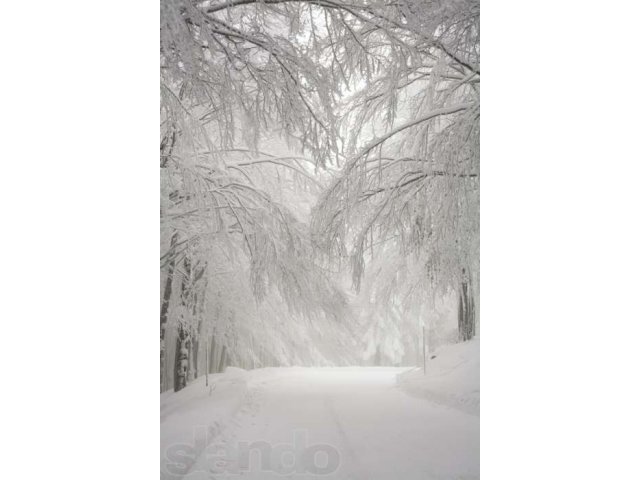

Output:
xmin=160 ymin=0 xmax=479 ymax=391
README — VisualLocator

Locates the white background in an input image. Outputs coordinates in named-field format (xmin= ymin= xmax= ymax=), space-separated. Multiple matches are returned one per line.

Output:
xmin=0 ymin=1 xmax=639 ymax=478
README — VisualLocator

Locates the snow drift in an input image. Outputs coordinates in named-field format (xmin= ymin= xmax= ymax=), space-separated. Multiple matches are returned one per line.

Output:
xmin=160 ymin=367 xmax=252 ymax=479
xmin=396 ymin=338 xmax=479 ymax=416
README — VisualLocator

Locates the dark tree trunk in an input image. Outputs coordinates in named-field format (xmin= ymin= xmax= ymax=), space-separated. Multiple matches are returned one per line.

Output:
xmin=160 ymin=231 xmax=178 ymax=392
xmin=173 ymin=257 xmax=192 ymax=392
xmin=458 ymin=290 xmax=465 ymax=338
xmin=191 ymin=328 xmax=198 ymax=381
xmin=191 ymin=265 xmax=207 ymax=380
xmin=160 ymin=93 xmax=190 ymax=391
xmin=458 ymin=269 xmax=476 ymax=342
xmin=174 ymin=325 xmax=189 ymax=392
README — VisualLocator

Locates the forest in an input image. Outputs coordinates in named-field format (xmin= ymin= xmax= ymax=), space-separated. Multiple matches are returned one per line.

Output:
xmin=160 ymin=0 xmax=479 ymax=393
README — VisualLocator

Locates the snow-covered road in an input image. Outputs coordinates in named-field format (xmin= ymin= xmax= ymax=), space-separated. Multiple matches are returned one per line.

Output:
xmin=164 ymin=367 xmax=479 ymax=480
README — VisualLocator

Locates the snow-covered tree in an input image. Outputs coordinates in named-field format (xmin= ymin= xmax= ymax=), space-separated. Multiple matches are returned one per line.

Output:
xmin=311 ymin=0 xmax=480 ymax=342
xmin=160 ymin=0 xmax=480 ymax=391
xmin=160 ymin=0 xmax=358 ymax=390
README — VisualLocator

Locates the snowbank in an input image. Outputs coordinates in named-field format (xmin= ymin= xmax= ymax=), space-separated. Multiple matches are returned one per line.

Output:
xmin=396 ymin=338 xmax=479 ymax=416
xmin=160 ymin=367 xmax=251 ymax=479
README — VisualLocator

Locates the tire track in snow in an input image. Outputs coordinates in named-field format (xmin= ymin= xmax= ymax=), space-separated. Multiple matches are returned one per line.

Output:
xmin=324 ymin=396 xmax=369 ymax=480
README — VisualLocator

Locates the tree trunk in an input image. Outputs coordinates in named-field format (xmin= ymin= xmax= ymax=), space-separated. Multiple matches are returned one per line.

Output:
xmin=205 ymin=338 xmax=209 ymax=387
xmin=209 ymin=335 xmax=218 ymax=373
xmin=218 ymin=344 xmax=227 ymax=373
xmin=174 ymin=257 xmax=192 ymax=392
xmin=458 ymin=269 xmax=476 ymax=342
xmin=174 ymin=325 xmax=189 ymax=392
xmin=191 ymin=267 xmax=207 ymax=381
xmin=160 ymin=231 xmax=178 ymax=392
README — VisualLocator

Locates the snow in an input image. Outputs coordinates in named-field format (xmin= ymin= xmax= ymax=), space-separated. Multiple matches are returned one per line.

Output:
xmin=161 ymin=359 xmax=479 ymax=480
xmin=397 ymin=338 xmax=480 ymax=416
xmin=160 ymin=367 xmax=253 ymax=477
